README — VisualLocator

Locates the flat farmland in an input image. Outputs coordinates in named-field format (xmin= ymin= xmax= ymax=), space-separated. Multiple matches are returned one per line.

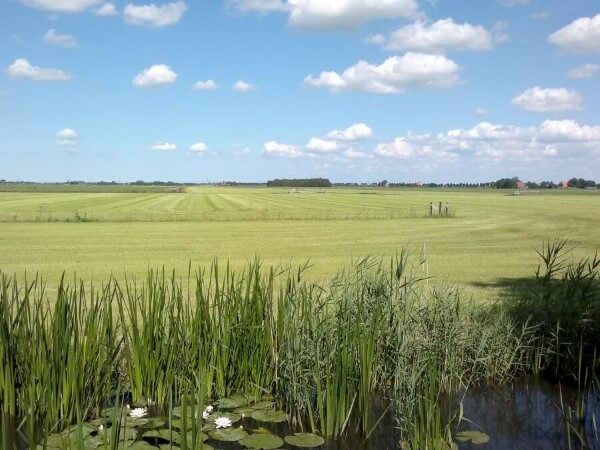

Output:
xmin=0 ymin=186 xmax=598 ymax=301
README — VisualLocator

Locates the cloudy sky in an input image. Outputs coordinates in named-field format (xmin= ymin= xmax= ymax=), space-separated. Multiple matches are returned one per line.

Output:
xmin=1 ymin=0 xmax=599 ymax=183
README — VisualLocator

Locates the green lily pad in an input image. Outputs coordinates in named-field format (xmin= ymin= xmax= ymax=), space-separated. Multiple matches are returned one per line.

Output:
xmin=284 ymin=433 xmax=325 ymax=447
xmin=173 ymin=431 xmax=209 ymax=446
xmin=208 ymin=427 xmax=249 ymax=442
xmin=250 ymin=401 xmax=275 ymax=410
xmin=127 ymin=441 xmax=157 ymax=449
xmin=234 ymin=406 xmax=257 ymax=415
xmin=455 ymin=430 xmax=490 ymax=444
xmin=142 ymin=428 xmax=180 ymax=442
xmin=218 ymin=395 xmax=247 ymax=409
xmin=240 ymin=434 xmax=284 ymax=449
xmin=250 ymin=410 xmax=288 ymax=423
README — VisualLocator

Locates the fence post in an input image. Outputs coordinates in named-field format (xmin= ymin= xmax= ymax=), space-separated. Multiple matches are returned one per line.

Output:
xmin=429 ymin=202 xmax=433 ymax=216
xmin=438 ymin=201 xmax=442 ymax=216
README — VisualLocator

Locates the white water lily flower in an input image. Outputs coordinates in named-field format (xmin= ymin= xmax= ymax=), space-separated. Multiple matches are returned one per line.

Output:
xmin=99 ymin=424 xmax=104 ymax=431
xmin=205 ymin=405 xmax=214 ymax=413
xmin=214 ymin=416 xmax=232 ymax=428
xmin=202 ymin=410 xmax=210 ymax=420
xmin=129 ymin=407 xmax=147 ymax=418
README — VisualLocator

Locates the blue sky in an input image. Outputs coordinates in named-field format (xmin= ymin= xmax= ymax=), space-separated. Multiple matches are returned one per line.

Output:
xmin=1 ymin=0 xmax=599 ymax=183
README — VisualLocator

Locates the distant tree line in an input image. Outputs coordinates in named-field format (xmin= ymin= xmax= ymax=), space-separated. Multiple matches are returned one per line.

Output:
xmin=267 ymin=178 xmax=332 ymax=187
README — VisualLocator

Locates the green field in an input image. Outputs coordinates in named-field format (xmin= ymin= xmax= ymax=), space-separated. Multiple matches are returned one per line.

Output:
xmin=1 ymin=186 xmax=599 ymax=301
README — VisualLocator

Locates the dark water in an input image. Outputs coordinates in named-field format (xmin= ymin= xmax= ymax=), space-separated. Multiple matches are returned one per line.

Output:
xmin=453 ymin=377 xmax=600 ymax=450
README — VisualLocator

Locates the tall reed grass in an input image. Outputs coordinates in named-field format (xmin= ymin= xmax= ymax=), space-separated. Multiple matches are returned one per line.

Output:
xmin=1 ymin=253 xmax=541 ymax=447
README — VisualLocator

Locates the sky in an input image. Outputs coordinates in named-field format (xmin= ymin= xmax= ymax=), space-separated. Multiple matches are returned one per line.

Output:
xmin=0 ymin=0 xmax=599 ymax=183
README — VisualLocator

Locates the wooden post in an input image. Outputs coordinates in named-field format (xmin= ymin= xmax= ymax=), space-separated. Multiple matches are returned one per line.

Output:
xmin=438 ymin=201 xmax=442 ymax=216
xmin=429 ymin=202 xmax=433 ymax=216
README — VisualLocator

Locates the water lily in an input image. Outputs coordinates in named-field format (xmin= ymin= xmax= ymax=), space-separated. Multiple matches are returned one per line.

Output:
xmin=205 ymin=405 xmax=214 ymax=413
xmin=202 ymin=410 xmax=210 ymax=420
xmin=214 ymin=416 xmax=232 ymax=428
xmin=129 ymin=407 xmax=147 ymax=418
xmin=99 ymin=424 xmax=104 ymax=431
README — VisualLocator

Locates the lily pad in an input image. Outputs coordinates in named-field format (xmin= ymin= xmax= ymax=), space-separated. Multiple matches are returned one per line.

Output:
xmin=250 ymin=409 xmax=288 ymax=423
xmin=173 ymin=431 xmax=209 ymax=446
xmin=455 ymin=430 xmax=490 ymax=444
xmin=208 ymin=427 xmax=249 ymax=442
xmin=239 ymin=434 xmax=284 ymax=449
xmin=127 ymin=441 xmax=157 ymax=449
xmin=284 ymin=433 xmax=325 ymax=447
xmin=250 ymin=401 xmax=275 ymax=410
xmin=218 ymin=395 xmax=247 ymax=409
xmin=142 ymin=428 xmax=180 ymax=442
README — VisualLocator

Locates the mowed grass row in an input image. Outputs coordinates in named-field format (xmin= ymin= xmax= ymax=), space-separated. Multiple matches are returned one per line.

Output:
xmin=1 ymin=186 xmax=599 ymax=222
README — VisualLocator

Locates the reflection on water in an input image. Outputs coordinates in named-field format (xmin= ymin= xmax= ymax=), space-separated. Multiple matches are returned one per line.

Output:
xmin=454 ymin=376 xmax=600 ymax=450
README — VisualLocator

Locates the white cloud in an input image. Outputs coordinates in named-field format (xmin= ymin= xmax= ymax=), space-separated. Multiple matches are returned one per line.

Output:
xmin=327 ymin=123 xmax=373 ymax=141
xmin=96 ymin=2 xmax=117 ymax=15
xmin=475 ymin=108 xmax=488 ymax=115
xmin=43 ymin=29 xmax=77 ymax=47
xmin=56 ymin=128 xmax=78 ymax=139
xmin=152 ymin=142 xmax=176 ymax=151
xmin=263 ymin=141 xmax=303 ymax=158
xmin=305 ymin=138 xmax=340 ymax=152
xmin=193 ymin=80 xmax=218 ymax=90
xmin=124 ymin=1 xmax=187 ymax=27
xmin=343 ymin=148 xmax=373 ymax=159
xmin=189 ymin=142 xmax=208 ymax=152
xmin=568 ymin=64 xmax=600 ymax=79
xmin=230 ymin=0 xmax=419 ymax=30
xmin=233 ymin=80 xmax=255 ymax=92
xmin=374 ymin=138 xmax=415 ymax=158
xmin=56 ymin=128 xmax=78 ymax=146
xmin=133 ymin=64 xmax=177 ymax=87
xmin=549 ymin=14 xmax=600 ymax=53
xmin=512 ymin=87 xmax=583 ymax=112
xmin=401 ymin=119 xmax=600 ymax=161
xmin=22 ymin=0 xmax=102 ymax=12
xmin=369 ymin=19 xmax=493 ymax=53
xmin=305 ymin=53 xmax=460 ymax=94
xmin=6 ymin=58 xmax=72 ymax=81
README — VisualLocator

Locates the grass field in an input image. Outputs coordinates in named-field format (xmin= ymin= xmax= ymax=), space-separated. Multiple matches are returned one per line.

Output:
xmin=1 ymin=186 xmax=599 ymax=301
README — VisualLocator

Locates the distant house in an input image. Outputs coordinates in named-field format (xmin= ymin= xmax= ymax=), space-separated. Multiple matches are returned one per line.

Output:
xmin=415 ymin=181 xmax=423 ymax=188
xmin=516 ymin=180 xmax=526 ymax=190
xmin=560 ymin=180 xmax=569 ymax=189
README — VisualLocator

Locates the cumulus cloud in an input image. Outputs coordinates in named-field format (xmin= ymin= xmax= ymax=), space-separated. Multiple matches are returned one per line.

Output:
xmin=124 ymin=1 xmax=187 ymax=27
xmin=304 ymin=53 xmax=460 ymax=94
xmin=512 ymin=87 xmax=583 ymax=112
xmin=263 ymin=141 xmax=303 ymax=158
xmin=189 ymin=142 xmax=208 ymax=153
xmin=305 ymin=138 xmax=340 ymax=152
xmin=368 ymin=19 xmax=493 ymax=53
xmin=549 ymin=14 xmax=600 ymax=53
xmin=327 ymin=123 xmax=373 ymax=141
xmin=43 ymin=29 xmax=77 ymax=47
xmin=229 ymin=0 xmax=419 ymax=30
xmin=152 ymin=142 xmax=176 ymax=151
xmin=193 ymin=80 xmax=218 ymax=90
xmin=374 ymin=138 xmax=415 ymax=158
xmin=343 ymin=148 xmax=373 ymax=159
xmin=400 ymin=119 xmax=600 ymax=161
xmin=133 ymin=64 xmax=177 ymax=87
xmin=6 ymin=58 xmax=72 ymax=81
xmin=22 ymin=0 xmax=102 ymax=12
xmin=56 ymin=128 xmax=78 ymax=146
xmin=568 ymin=64 xmax=600 ymax=79
xmin=96 ymin=2 xmax=117 ymax=15
xmin=233 ymin=80 xmax=255 ymax=92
